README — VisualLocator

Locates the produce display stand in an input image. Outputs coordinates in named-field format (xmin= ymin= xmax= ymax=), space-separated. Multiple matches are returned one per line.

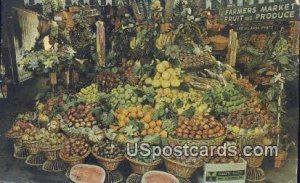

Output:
xmin=40 ymin=145 xmax=67 ymax=172
xmin=59 ymin=148 xmax=91 ymax=177
xmin=23 ymin=141 xmax=46 ymax=166
xmin=92 ymin=151 xmax=125 ymax=183
xmin=125 ymin=155 xmax=162 ymax=183
xmin=5 ymin=135 xmax=29 ymax=159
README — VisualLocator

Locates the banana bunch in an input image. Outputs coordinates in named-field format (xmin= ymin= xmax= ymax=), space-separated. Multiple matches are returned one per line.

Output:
xmin=155 ymin=33 xmax=174 ymax=50
xmin=130 ymin=37 xmax=145 ymax=49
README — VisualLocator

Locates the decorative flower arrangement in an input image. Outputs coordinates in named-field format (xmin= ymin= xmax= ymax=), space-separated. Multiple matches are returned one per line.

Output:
xmin=19 ymin=46 xmax=75 ymax=75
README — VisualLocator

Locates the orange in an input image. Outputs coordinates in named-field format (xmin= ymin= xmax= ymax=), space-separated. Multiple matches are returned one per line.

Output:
xmin=137 ymin=110 xmax=144 ymax=118
xmin=131 ymin=107 xmax=138 ymax=113
xmin=118 ymin=114 xmax=126 ymax=121
xmin=129 ymin=112 xmax=137 ymax=119
xmin=156 ymin=120 xmax=162 ymax=127
xmin=143 ymin=114 xmax=152 ymax=123
xmin=149 ymin=121 xmax=157 ymax=129
xmin=154 ymin=126 xmax=162 ymax=133
xmin=118 ymin=121 xmax=125 ymax=127
xmin=160 ymin=130 xmax=168 ymax=138
xmin=144 ymin=123 xmax=150 ymax=130
xmin=147 ymin=129 xmax=155 ymax=135
xmin=121 ymin=109 xmax=129 ymax=116
xmin=124 ymin=117 xmax=130 ymax=124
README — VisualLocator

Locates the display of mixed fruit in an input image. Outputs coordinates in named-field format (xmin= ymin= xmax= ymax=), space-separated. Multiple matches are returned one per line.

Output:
xmin=92 ymin=139 xmax=125 ymax=159
xmin=39 ymin=128 xmax=66 ymax=149
xmin=6 ymin=120 xmax=36 ymax=137
xmin=220 ymin=110 xmax=268 ymax=136
xmin=60 ymin=137 xmax=90 ymax=159
xmin=63 ymin=104 xmax=97 ymax=128
xmin=145 ymin=60 xmax=182 ymax=88
xmin=173 ymin=115 xmax=225 ymax=140
xmin=109 ymin=84 xmax=146 ymax=109
xmin=96 ymin=72 xmax=122 ymax=93
xmin=77 ymin=83 xmax=99 ymax=103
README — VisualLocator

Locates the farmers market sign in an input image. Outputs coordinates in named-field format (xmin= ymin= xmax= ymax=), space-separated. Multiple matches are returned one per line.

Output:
xmin=220 ymin=1 xmax=300 ymax=23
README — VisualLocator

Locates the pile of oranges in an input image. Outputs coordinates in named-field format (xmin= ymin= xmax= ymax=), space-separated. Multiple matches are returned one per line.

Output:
xmin=114 ymin=106 xmax=168 ymax=138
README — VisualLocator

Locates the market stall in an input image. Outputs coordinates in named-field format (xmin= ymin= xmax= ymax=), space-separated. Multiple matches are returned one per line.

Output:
xmin=3 ymin=0 xmax=299 ymax=183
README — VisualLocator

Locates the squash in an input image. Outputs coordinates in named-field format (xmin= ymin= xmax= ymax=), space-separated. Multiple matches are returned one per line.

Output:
xmin=141 ymin=171 xmax=179 ymax=183
xmin=70 ymin=164 xmax=105 ymax=183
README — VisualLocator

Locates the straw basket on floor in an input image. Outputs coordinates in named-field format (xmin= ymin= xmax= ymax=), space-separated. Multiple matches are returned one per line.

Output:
xmin=168 ymin=134 xmax=226 ymax=147
xmin=59 ymin=148 xmax=91 ymax=177
xmin=125 ymin=155 xmax=162 ymax=175
xmin=24 ymin=140 xmax=46 ymax=166
xmin=92 ymin=151 xmax=124 ymax=171
xmin=162 ymin=156 xmax=203 ymax=179
xmin=5 ymin=134 xmax=28 ymax=159
xmin=246 ymin=155 xmax=264 ymax=168
xmin=246 ymin=168 xmax=266 ymax=183
xmin=59 ymin=148 xmax=91 ymax=167
xmin=40 ymin=145 xmax=67 ymax=172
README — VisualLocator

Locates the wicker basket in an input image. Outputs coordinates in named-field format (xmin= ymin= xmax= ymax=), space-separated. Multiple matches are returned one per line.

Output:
xmin=212 ymin=42 xmax=228 ymax=50
xmin=245 ymin=155 xmax=264 ymax=168
xmin=6 ymin=134 xmax=29 ymax=159
xmin=234 ymin=134 xmax=264 ymax=149
xmin=246 ymin=168 xmax=265 ymax=183
xmin=168 ymin=134 xmax=226 ymax=147
xmin=209 ymin=36 xmax=228 ymax=51
xmin=92 ymin=151 xmax=125 ymax=171
xmin=59 ymin=148 xmax=91 ymax=167
xmin=40 ymin=145 xmax=64 ymax=161
xmin=125 ymin=155 xmax=162 ymax=175
xmin=23 ymin=141 xmax=40 ymax=155
xmin=162 ymin=156 xmax=203 ymax=179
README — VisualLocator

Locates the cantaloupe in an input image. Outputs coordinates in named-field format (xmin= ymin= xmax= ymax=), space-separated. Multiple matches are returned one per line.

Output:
xmin=70 ymin=164 xmax=105 ymax=183
xmin=141 ymin=171 xmax=179 ymax=183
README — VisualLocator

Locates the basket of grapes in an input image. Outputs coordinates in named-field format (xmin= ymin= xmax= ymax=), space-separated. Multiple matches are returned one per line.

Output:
xmin=92 ymin=140 xmax=125 ymax=171
xmin=162 ymin=155 xmax=204 ymax=179
xmin=125 ymin=153 xmax=162 ymax=175
xmin=168 ymin=115 xmax=226 ymax=147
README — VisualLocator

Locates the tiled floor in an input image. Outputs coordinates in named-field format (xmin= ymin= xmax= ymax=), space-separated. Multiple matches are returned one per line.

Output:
xmin=0 ymin=78 xmax=298 ymax=183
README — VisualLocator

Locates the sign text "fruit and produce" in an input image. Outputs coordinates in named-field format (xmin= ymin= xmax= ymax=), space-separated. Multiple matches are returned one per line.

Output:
xmin=220 ymin=1 xmax=300 ymax=23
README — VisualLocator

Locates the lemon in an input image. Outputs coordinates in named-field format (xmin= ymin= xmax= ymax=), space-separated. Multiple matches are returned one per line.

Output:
xmin=115 ymin=134 xmax=126 ymax=142
xmin=145 ymin=78 xmax=152 ymax=85
xmin=162 ymin=71 xmax=171 ymax=80
xmin=161 ymin=80 xmax=171 ymax=88
xmin=154 ymin=73 xmax=161 ymax=80
xmin=156 ymin=63 xmax=166 ymax=73
xmin=160 ymin=130 xmax=168 ymax=138
xmin=152 ymin=79 xmax=161 ymax=88
xmin=170 ymin=79 xmax=181 ymax=87
xmin=171 ymin=89 xmax=178 ymax=95
xmin=163 ymin=88 xmax=171 ymax=95
xmin=156 ymin=88 xmax=163 ymax=94
xmin=161 ymin=61 xmax=170 ymax=69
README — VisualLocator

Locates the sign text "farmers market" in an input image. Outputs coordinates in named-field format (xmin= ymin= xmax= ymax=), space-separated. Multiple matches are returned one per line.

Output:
xmin=221 ymin=1 xmax=299 ymax=23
